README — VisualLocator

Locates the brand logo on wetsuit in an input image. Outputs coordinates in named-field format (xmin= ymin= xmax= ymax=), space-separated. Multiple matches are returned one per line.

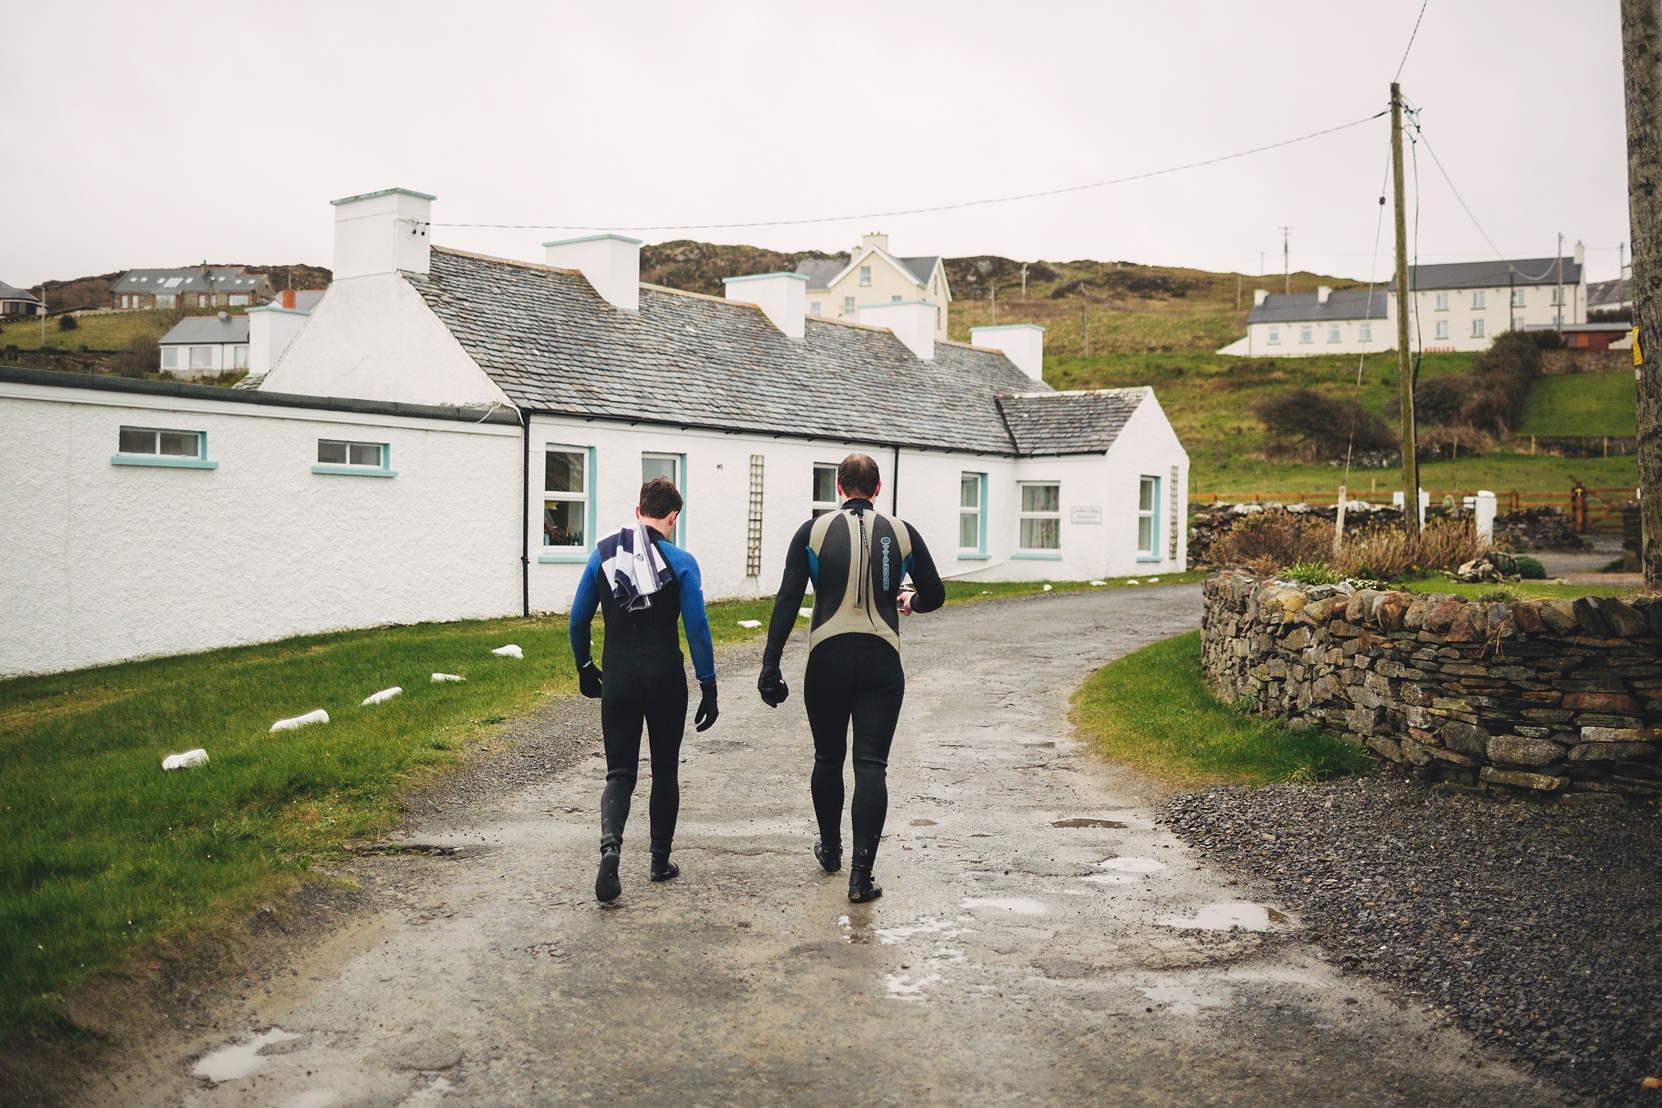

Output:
xmin=880 ymin=535 xmax=892 ymax=589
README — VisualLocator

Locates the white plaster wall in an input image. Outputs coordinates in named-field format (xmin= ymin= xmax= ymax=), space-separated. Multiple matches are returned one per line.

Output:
xmin=0 ymin=382 xmax=521 ymax=677
xmin=1101 ymin=391 xmax=1190 ymax=574
xmin=1251 ymin=318 xmax=1384 ymax=357
xmin=259 ymin=275 xmax=512 ymax=409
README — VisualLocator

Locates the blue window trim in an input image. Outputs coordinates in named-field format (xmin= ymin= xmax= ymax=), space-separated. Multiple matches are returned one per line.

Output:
xmin=957 ymin=553 xmax=991 ymax=562
xmin=540 ymin=444 xmax=597 ymax=563
xmin=642 ymin=450 xmax=687 ymax=546
xmin=312 ymin=464 xmax=397 ymax=478
xmin=1012 ymin=551 xmax=1063 ymax=561
xmin=112 ymin=454 xmax=218 ymax=470
xmin=1136 ymin=474 xmax=1162 ymax=561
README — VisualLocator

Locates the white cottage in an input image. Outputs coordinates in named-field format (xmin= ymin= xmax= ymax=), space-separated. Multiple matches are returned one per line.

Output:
xmin=0 ymin=187 xmax=1187 ymax=677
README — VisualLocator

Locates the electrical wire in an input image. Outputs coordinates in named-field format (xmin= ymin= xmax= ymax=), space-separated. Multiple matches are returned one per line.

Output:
xmin=1395 ymin=0 xmax=1432 ymax=83
xmin=432 ymin=113 xmax=1387 ymax=234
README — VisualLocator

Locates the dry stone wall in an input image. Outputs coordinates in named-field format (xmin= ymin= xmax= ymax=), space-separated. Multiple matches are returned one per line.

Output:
xmin=1202 ymin=571 xmax=1662 ymax=797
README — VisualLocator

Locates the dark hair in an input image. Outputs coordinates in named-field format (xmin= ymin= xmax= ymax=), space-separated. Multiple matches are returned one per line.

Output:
xmin=639 ymin=476 xmax=683 ymax=518
xmin=837 ymin=453 xmax=880 ymax=498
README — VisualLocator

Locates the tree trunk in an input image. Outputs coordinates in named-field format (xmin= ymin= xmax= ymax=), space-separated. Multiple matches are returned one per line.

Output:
xmin=1622 ymin=0 xmax=1662 ymax=591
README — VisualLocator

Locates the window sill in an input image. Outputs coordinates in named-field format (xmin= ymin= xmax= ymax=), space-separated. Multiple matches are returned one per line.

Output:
xmin=311 ymin=464 xmax=398 ymax=478
xmin=111 ymin=454 xmax=217 ymax=470
xmin=1012 ymin=551 xmax=1063 ymax=561
xmin=538 ymin=551 xmax=590 ymax=564
xmin=1136 ymin=555 xmax=1163 ymax=563
xmin=956 ymin=552 xmax=990 ymax=561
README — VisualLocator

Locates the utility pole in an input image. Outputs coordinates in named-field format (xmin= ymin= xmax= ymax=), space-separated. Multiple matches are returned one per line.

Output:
xmin=990 ymin=281 xmax=997 ymax=324
xmin=1281 ymin=226 xmax=1292 ymax=294
xmin=1392 ymin=81 xmax=1420 ymax=539
xmin=1080 ymin=292 xmax=1090 ymax=359
xmin=1621 ymin=0 xmax=1662 ymax=590
xmin=1020 ymin=263 xmax=1028 ymax=297
xmin=1556 ymin=231 xmax=1565 ymax=333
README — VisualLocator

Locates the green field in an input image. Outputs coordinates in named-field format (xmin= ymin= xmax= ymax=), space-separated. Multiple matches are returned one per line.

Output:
xmin=0 ymin=311 xmax=173 ymax=353
xmin=1517 ymin=370 xmax=1638 ymax=437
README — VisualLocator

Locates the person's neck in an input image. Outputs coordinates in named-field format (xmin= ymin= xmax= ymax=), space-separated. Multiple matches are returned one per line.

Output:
xmin=639 ymin=519 xmax=671 ymax=539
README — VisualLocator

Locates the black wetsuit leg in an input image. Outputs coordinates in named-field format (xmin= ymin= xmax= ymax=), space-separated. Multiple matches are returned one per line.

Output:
xmin=598 ymin=663 xmax=689 ymax=852
xmin=803 ymin=636 xmax=905 ymax=864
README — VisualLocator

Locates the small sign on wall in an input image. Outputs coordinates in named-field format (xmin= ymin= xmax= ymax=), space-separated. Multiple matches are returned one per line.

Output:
xmin=1071 ymin=506 xmax=1103 ymax=525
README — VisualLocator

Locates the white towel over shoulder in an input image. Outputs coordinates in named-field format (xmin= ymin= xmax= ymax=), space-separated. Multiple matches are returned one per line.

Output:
xmin=598 ymin=521 xmax=671 ymax=611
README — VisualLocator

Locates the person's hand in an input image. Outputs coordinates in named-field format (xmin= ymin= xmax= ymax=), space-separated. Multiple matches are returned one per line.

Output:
xmin=757 ymin=665 xmax=789 ymax=707
xmin=898 ymin=587 xmax=916 ymax=615
xmin=578 ymin=661 xmax=603 ymax=699
xmin=695 ymin=681 xmax=719 ymax=732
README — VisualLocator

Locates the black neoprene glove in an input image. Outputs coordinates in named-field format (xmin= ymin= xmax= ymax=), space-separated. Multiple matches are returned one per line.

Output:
xmin=757 ymin=665 xmax=789 ymax=707
xmin=578 ymin=661 xmax=603 ymax=699
xmin=694 ymin=681 xmax=719 ymax=732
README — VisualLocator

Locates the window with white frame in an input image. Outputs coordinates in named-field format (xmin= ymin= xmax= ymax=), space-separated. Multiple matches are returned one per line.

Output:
xmin=842 ymin=296 xmax=855 ymax=316
xmin=1472 ymin=290 xmax=1486 ymax=309
xmin=959 ymin=472 xmax=986 ymax=555
xmin=544 ymin=448 xmax=589 ymax=551
xmin=1511 ymin=288 xmax=1526 ymax=308
xmin=1435 ymin=291 xmax=1449 ymax=311
xmin=189 ymin=346 xmax=213 ymax=370
xmin=859 ymin=265 xmax=872 ymax=286
xmin=1327 ymin=325 xmax=1341 ymax=343
xmin=1267 ymin=326 xmax=1281 ymax=345
xmin=161 ymin=347 xmax=178 ymax=370
xmin=1434 ymin=319 xmax=1449 ymax=340
xmin=1298 ymin=324 xmax=1312 ymax=344
xmin=1551 ymin=287 xmax=1564 ymax=305
xmin=229 ymin=294 xmax=249 ymax=307
xmin=642 ymin=452 xmax=684 ymax=543
xmin=232 ymin=345 xmax=248 ymax=369
xmin=890 ymin=294 xmax=902 ymax=302
xmin=119 ymin=426 xmax=204 ymax=458
xmin=1137 ymin=475 xmax=1160 ymax=559
xmin=810 ymin=302 xmax=822 ymax=315
xmin=317 ymin=439 xmax=386 ymax=468
xmin=1018 ymin=482 xmax=1060 ymax=551
xmin=811 ymin=463 xmax=838 ymax=517
xmin=1359 ymin=322 xmax=1373 ymax=342
xmin=1471 ymin=318 xmax=1486 ymax=338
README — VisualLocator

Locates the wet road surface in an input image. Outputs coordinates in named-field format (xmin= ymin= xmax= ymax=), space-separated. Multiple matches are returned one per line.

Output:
xmin=114 ymin=586 xmax=1558 ymax=1106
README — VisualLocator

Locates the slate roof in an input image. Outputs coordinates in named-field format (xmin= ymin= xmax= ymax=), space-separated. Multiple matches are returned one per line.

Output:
xmin=1588 ymin=277 xmax=1631 ymax=309
xmin=0 ymin=281 xmax=41 ymax=303
xmin=113 ymin=268 xmax=269 ymax=294
xmin=1249 ymin=288 xmax=1387 ymax=325
xmin=794 ymin=254 xmax=939 ymax=291
xmin=1388 ymin=257 xmax=1581 ymax=291
xmin=159 ymin=315 xmax=250 ymax=345
xmin=407 ymin=247 xmax=1132 ymax=457
xmin=997 ymin=389 xmax=1145 ymax=456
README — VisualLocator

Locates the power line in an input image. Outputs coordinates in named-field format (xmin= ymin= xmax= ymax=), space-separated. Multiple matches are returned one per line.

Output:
xmin=1395 ymin=0 xmax=1432 ymax=83
xmin=433 ymin=113 xmax=1387 ymax=234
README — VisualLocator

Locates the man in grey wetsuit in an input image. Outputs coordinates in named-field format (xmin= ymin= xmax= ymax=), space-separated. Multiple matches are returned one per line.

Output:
xmin=757 ymin=454 xmax=945 ymax=903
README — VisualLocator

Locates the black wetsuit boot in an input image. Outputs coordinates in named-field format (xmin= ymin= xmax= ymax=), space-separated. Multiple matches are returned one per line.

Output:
xmin=848 ymin=846 xmax=882 ymax=903
xmin=650 ymin=840 xmax=679 ymax=882
xmin=595 ymin=845 xmax=622 ymax=903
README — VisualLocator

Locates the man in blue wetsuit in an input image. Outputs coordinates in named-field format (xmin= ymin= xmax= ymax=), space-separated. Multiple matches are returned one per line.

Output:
xmin=570 ymin=477 xmax=718 ymax=904
xmin=757 ymin=454 xmax=945 ymax=903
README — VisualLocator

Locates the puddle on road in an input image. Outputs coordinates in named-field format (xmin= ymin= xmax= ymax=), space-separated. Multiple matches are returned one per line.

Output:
xmin=1138 ymin=983 xmax=1230 ymax=1017
xmin=838 ymin=915 xmax=874 ymax=945
xmin=1156 ymin=901 xmax=1288 ymax=932
xmin=1051 ymin=817 xmax=1126 ymax=829
xmin=1081 ymin=856 xmax=1168 ymax=886
xmin=192 ymin=1027 xmax=300 ymax=1084
xmin=883 ymin=970 xmax=943 ymax=1000
xmin=960 ymin=896 xmax=1047 ymax=916
xmin=874 ymin=917 xmax=972 ymax=946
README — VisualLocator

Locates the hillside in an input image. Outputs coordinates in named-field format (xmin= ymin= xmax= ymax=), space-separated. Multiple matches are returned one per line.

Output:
xmin=36 ymin=264 xmax=333 ymax=313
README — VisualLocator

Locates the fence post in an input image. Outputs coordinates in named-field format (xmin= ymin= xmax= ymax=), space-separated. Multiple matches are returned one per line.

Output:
xmin=1572 ymin=484 xmax=1587 ymax=533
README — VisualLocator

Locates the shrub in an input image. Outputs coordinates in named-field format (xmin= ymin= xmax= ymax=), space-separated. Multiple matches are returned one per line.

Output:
xmin=1254 ymin=388 xmax=1394 ymax=462
xmin=1513 ymin=554 xmax=1546 ymax=580
xmin=56 ymin=314 xmax=78 ymax=332
xmin=1207 ymin=509 xmax=1333 ymax=574
xmin=108 ymin=334 xmax=159 ymax=378
xmin=1284 ymin=561 xmax=1341 ymax=585
xmin=1332 ymin=517 xmax=1481 ymax=580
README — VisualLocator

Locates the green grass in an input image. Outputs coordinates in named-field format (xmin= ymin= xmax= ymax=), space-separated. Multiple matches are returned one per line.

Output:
xmin=0 ymin=311 xmax=173 ymax=353
xmin=1071 ymin=629 xmax=1369 ymax=788
xmin=1517 ymin=371 xmax=1638 ymax=437
xmin=1392 ymin=578 xmax=1639 ymax=601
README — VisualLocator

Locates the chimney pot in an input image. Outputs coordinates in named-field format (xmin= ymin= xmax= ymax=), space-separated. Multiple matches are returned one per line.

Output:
xmin=1253 ymin=288 xmax=1268 ymax=307
xmin=281 ymin=288 xmax=296 ymax=309
xmin=1317 ymin=286 xmax=1331 ymax=304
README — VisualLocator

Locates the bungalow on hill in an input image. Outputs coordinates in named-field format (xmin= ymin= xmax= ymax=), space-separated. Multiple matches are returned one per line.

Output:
xmin=111 ymin=267 xmax=275 ymax=310
xmin=1216 ymin=285 xmax=1387 ymax=357
xmin=0 ymin=188 xmax=1186 ymax=677
xmin=0 ymin=280 xmax=44 ymax=317
xmin=158 ymin=312 xmax=250 ymax=377
xmin=795 ymin=233 xmax=953 ymax=338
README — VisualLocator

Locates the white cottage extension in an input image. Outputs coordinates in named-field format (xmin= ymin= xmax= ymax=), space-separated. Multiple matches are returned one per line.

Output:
xmin=0 ymin=188 xmax=1187 ymax=677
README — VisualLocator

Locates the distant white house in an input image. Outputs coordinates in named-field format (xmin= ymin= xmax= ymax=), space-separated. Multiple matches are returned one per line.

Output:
xmin=1587 ymin=276 xmax=1632 ymax=316
xmin=793 ymin=233 xmax=953 ymax=338
xmin=0 ymin=187 xmax=1187 ymax=678
xmin=0 ymin=280 xmax=44 ymax=318
xmin=158 ymin=313 xmax=250 ymax=377
xmin=1219 ymin=251 xmax=1590 ymax=357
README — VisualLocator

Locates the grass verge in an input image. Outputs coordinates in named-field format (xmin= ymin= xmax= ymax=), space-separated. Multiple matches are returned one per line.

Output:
xmin=1071 ymin=630 xmax=1370 ymax=789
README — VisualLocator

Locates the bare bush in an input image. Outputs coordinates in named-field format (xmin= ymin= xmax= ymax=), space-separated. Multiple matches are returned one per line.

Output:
xmin=1206 ymin=509 xmax=1334 ymax=574
xmin=1208 ymin=511 xmax=1482 ymax=581
xmin=1333 ymin=517 xmax=1481 ymax=580
xmin=1254 ymin=388 xmax=1393 ymax=462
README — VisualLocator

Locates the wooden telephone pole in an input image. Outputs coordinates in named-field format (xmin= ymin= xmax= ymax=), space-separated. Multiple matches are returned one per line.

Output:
xmin=1392 ymin=82 xmax=1420 ymax=538
xmin=1623 ymin=0 xmax=1662 ymax=591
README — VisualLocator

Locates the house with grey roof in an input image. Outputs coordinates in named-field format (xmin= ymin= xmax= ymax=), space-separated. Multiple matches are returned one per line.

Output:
xmin=0 ymin=280 xmax=44 ymax=318
xmin=0 ymin=187 xmax=1185 ymax=677
xmin=1217 ymin=285 xmax=1388 ymax=357
xmin=792 ymin=233 xmax=953 ymax=338
xmin=112 ymin=267 xmax=275 ymax=310
xmin=158 ymin=312 xmax=250 ymax=377
xmin=1587 ymin=276 xmax=1632 ymax=317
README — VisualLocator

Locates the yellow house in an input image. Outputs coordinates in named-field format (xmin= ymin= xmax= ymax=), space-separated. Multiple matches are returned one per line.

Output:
xmin=798 ymin=233 xmax=953 ymax=338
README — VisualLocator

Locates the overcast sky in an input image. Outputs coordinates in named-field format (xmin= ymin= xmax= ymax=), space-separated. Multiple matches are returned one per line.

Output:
xmin=4 ymin=0 xmax=1632 ymax=289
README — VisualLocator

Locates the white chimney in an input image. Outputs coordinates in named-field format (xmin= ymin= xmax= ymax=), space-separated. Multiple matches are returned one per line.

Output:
xmin=246 ymin=297 xmax=313 ymax=375
xmin=1317 ymin=286 xmax=1331 ymax=304
xmin=1574 ymin=240 xmax=1585 ymax=265
xmin=859 ymin=300 xmax=935 ymax=360
xmin=1253 ymin=288 xmax=1269 ymax=307
xmin=543 ymin=234 xmax=642 ymax=312
xmin=722 ymin=272 xmax=807 ymax=339
xmin=330 ymin=187 xmax=434 ymax=279
xmin=971 ymin=323 xmax=1046 ymax=382
xmin=859 ymin=232 xmax=890 ymax=255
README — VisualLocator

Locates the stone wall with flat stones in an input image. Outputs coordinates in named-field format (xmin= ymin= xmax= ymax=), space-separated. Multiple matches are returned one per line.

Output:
xmin=1201 ymin=571 xmax=1662 ymax=797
